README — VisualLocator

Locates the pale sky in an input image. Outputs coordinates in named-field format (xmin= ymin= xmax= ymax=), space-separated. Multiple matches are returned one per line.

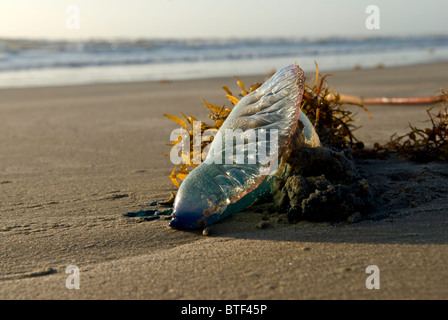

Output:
xmin=0 ymin=0 xmax=447 ymax=40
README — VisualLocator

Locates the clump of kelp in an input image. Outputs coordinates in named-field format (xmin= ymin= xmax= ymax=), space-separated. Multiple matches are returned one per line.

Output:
xmin=300 ymin=64 xmax=372 ymax=150
xmin=372 ymin=90 xmax=448 ymax=162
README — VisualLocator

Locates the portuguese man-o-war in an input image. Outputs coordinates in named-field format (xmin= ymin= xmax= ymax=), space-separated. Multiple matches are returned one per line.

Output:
xmin=169 ymin=64 xmax=322 ymax=230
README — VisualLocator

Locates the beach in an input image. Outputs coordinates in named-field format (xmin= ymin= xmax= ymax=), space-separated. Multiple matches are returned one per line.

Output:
xmin=1 ymin=62 xmax=448 ymax=299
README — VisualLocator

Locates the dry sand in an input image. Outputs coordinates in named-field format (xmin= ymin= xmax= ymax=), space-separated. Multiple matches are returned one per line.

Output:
xmin=1 ymin=62 xmax=448 ymax=300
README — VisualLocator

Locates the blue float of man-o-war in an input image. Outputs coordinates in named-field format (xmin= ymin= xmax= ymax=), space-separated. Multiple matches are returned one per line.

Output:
xmin=169 ymin=64 xmax=319 ymax=230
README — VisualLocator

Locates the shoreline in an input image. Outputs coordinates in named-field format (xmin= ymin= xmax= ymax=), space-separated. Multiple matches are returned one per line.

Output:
xmin=1 ymin=60 xmax=447 ymax=299
xmin=1 ymin=60 xmax=447 ymax=91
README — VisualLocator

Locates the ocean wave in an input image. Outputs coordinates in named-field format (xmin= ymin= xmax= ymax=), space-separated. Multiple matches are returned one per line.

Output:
xmin=0 ymin=35 xmax=447 ymax=71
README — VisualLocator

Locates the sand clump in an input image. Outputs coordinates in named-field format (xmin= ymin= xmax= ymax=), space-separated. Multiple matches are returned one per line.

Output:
xmin=271 ymin=146 xmax=377 ymax=223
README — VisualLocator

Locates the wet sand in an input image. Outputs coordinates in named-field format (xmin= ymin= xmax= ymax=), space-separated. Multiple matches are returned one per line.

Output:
xmin=1 ymin=62 xmax=448 ymax=299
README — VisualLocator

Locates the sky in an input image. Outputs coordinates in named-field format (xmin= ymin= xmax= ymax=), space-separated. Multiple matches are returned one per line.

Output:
xmin=0 ymin=0 xmax=447 ymax=40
